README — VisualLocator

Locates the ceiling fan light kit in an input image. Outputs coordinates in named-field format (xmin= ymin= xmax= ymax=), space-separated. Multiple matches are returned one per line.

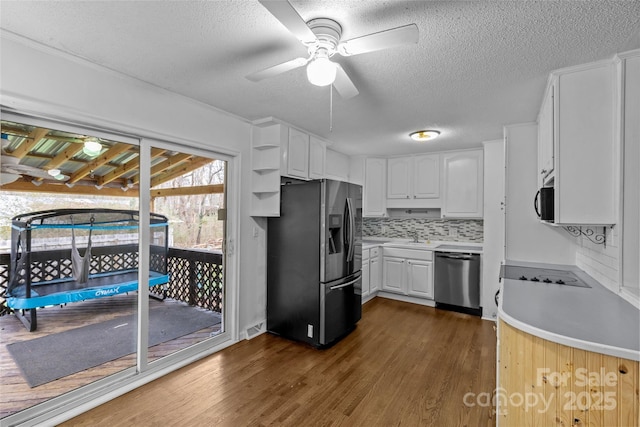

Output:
xmin=410 ymin=130 xmax=440 ymax=141
xmin=306 ymin=52 xmax=337 ymax=86
xmin=47 ymin=168 xmax=61 ymax=177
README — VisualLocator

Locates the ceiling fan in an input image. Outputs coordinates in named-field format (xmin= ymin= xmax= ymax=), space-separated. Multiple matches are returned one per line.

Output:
xmin=246 ymin=0 xmax=419 ymax=99
xmin=1 ymin=137 xmax=70 ymax=184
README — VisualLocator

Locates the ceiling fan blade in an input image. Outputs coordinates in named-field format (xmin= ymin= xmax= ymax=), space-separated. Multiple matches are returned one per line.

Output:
xmin=337 ymin=24 xmax=419 ymax=57
xmin=246 ymin=57 xmax=308 ymax=82
xmin=2 ymin=164 xmax=55 ymax=180
xmin=333 ymin=64 xmax=359 ymax=99
xmin=259 ymin=0 xmax=317 ymax=44
xmin=1 ymin=155 xmax=69 ymax=181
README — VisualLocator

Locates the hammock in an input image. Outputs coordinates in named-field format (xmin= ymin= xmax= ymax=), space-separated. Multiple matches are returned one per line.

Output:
xmin=70 ymin=215 xmax=93 ymax=284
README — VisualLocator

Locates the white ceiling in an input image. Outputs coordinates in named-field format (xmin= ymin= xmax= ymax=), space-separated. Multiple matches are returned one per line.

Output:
xmin=1 ymin=1 xmax=639 ymax=156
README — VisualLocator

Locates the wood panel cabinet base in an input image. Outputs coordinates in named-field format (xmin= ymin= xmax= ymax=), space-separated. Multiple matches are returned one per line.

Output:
xmin=498 ymin=319 xmax=639 ymax=426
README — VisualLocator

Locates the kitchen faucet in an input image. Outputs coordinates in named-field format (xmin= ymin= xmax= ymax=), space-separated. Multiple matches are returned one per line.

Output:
xmin=410 ymin=230 xmax=419 ymax=243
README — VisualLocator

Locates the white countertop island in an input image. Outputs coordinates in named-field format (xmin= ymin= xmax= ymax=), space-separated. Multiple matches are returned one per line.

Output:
xmin=499 ymin=260 xmax=640 ymax=361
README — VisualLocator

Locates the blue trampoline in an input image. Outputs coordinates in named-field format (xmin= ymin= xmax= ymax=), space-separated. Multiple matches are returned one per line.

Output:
xmin=6 ymin=209 xmax=169 ymax=331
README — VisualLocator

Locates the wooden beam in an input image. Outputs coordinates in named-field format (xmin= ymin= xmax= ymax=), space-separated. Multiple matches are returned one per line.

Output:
xmin=67 ymin=143 xmax=133 ymax=185
xmin=150 ymin=158 xmax=212 ymax=188
xmin=33 ymin=143 xmax=86 ymax=182
xmin=44 ymin=143 xmax=85 ymax=170
xmin=9 ymin=127 xmax=49 ymax=159
xmin=0 ymin=179 xmax=139 ymax=198
xmin=131 ymin=153 xmax=192 ymax=185
xmin=97 ymin=147 xmax=166 ymax=186
xmin=151 ymin=184 xmax=224 ymax=198
xmin=0 ymin=124 xmax=30 ymax=138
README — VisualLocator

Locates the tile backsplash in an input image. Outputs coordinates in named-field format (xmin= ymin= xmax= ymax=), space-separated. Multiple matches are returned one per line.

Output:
xmin=363 ymin=218 xmax=484 ymax=242
xmin=575 ymin=226 xmax=619 ymax=293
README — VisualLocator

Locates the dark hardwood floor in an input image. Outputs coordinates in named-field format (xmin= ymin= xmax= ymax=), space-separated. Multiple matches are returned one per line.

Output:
xmin=62 ymin=298 xmax=497 ymax=426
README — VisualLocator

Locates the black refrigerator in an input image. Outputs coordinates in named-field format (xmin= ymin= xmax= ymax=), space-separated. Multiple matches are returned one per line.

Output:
xmin=267 ymin=179 xmax=362 ymax=348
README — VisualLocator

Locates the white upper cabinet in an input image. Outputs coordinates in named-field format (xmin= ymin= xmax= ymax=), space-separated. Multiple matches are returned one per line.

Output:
xmin=364 ymin=158 xmax=387 ymax=217
xmin=537 ymin=82 xmax=555 ymax=186
xmin=540 ymin=60 xmax=617 ymax=225
xmin=387 ymin=157 xmax=412 ymax=199
xmin=250 ymin=119 xmax=337 ymax=216
xmin=284 ymin=127 xmax=309 ymax=179
xmin=386 ymin=154 xmax=440 ymax=208
xmin=441 ymin=150 xmax=484 ymax=218
xmin=413 ymin=154 xmax=440 ymax=199
xmin=308 ymin=136 xmax=326 ymax=180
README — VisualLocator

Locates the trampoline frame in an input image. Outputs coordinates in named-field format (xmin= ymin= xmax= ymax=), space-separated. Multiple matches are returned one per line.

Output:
xmin=6 ymin=209 xmax=169 ymax=331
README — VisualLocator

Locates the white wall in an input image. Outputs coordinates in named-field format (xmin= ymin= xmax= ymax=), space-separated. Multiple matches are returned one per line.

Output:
xmin=504 ymin=123 xmax=576 ymax=264
xmin=0 ymin=32 xmax=265 ymax=337
xmin=482 ymin=139 xmax=505 ymax=320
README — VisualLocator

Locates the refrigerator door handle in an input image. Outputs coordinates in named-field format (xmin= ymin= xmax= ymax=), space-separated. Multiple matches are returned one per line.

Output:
xmin=329 ymin=276 xmax=360 ymax=290
xmin=345 ymin=197 xmax=355 ymax=262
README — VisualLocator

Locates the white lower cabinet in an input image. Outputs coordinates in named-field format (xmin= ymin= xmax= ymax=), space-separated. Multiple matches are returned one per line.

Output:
xmin=382 ymin=257 xmax=405 ymax=293
xmin=406 ymin=259 xmax=433 ymax=299
xmin=381 ymin=248 xmax=434 ymax=299
xmin=369 ymin=248 xmax=380 ymax=293
xmin=362 ymin=249 xmax=370 ymax=296
xmin=362 ymin=247 xmax=380 ymax=301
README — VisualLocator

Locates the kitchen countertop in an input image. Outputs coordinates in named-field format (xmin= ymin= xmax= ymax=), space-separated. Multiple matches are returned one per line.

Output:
xmin=362 ymin=238 xmax=483 ymax=253
xmin=499 ymin=259 xmax=640 ymax=361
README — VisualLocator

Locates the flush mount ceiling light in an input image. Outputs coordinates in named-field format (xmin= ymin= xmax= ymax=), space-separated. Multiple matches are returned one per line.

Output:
xmin=83 ymin=138 xmax=102 ymax=157
xmin=410 ymin=130 xmax=441 ymax=141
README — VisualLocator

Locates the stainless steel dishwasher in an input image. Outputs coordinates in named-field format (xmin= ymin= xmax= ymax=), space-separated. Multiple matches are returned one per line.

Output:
xmin=434 ymin=251 xmax=481 ymax=316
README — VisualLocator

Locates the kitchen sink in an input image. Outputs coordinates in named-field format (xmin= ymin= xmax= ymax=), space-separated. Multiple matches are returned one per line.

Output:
xmin=383 ymin=241 xmax=438 ymax=249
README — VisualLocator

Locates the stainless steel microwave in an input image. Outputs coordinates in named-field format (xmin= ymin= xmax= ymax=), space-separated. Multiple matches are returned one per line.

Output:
xmin=535 ymin=187 xmax=554 ymax=221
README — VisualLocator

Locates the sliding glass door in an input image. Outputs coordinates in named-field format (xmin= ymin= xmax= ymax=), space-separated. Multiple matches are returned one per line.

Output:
xmin=144 ymin=140 xmax=227 ymax=365
xmin=0 ymin=119 xmax=140 ymax=417
xmin=0 ymin=118 xmax=234 ymax=422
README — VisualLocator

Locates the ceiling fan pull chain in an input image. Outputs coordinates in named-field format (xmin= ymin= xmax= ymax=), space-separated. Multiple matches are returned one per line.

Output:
xmin=329 ymin=84 xmax=333 ymax=132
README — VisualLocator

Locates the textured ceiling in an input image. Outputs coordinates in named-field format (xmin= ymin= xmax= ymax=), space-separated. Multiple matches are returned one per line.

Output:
xmin=1 ymin=1 xmax=639 ymax=156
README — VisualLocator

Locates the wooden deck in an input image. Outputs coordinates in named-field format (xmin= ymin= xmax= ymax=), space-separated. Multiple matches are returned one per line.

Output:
xmin=63 ymin=298 xmax=497 ymax=426
xmin=0 ymin=294 xmax=222 ymax=419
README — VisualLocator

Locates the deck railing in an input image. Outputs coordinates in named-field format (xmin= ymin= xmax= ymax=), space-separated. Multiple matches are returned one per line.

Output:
xmin=0 ymin=246 xmax=223 ymax=317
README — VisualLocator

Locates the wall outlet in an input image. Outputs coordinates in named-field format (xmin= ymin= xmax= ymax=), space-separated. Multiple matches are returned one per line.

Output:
xmin=307 ymin=324 xmax=313 ymax=338
xmin=252 ymin=226 xmax=259 ymax=238
xmin=449 ymin=227 xmax=458 ymax=238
